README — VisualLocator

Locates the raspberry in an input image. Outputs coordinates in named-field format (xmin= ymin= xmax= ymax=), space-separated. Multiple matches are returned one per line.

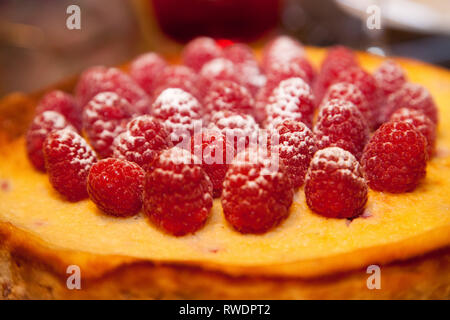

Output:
xmin=190 ymin=129 xmax=234 ymax=197
xmin=223 ymin=43 xmax=255 ymax=65
xmin=389 ymin=108 xmax=436 ymax=157
xmin=43 ymin=129 xmax=97 ymax=201
xmin=35 ymin=90 xmax=82 ymax=131
xmin=265 ymin=56 xmax=315 ymax=85
xmin=224 ymin=43 xmax=265 ymax=96
xmin=373 ymin=60 xmax=406 ymax=97
xmin=333 ymin=66 xmax=381 ymax=129
xmin=314 ymin=46 xmax=358 ymax=104
xmin=112 ymin=115 xmax=173 ymax=170
xmin=305 ymin=147 xmax=368 ymax=219
xmin=222 ymin=147 xmax=294 ymax=234
xmin=262 ymin=35 xmax=304 ymax=71
xmin=151 ymin=88 xmax=203 ymax=145
xmin=183 ymin=37 xmax=223 ymax=72
xmin=87 ymin=158 xmax=145 ymax=217
xmin=144 ymin=147 xmax=213 ymax=236
xmin=153 ymin=65 xmax=201 ymax=102
xmin=254 ymin=62 xmax=309 ymax=122
xmin=320 ymin=82 xmax=371 ymax=126
xmin=75 ymin=66 xmax=151 ymax=115
xmin=26 ymin=111 xmax=75 ymax=172
xmin=209 ymin=111 xmax=259 ymax=153
xmin=264 ymin=77 xmax=315 ymax=129
xmin=361 ymin=121 xmax=427 ymax=193
xmin=203 ymin=80 xmax=255 ymax=120
xmin=198 ymin=58 xmax=240 ymax=97
xmin=384 ymin=83 xmax=438 ymax=124
xmin=314 ymin=99 xmax=369 ymax=159
xmin=271 ymin=120 xmax=317 ymax=188
xmin=129 ymin=52 xmax=167 ymax=96
xmin=82 ymin=92 xmax=132 ymax=158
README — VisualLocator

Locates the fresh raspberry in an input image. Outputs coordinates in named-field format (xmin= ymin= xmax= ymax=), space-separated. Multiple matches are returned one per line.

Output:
xmin=75 ymin=66 xmax=151 ymax=115
xmin=35 ymin=90 xmax=82 ymax=131
xmin=313 ymin=46 xmax=358 ymax=104
xmin=333 ymin=66 xmax=381 ymax=129
xmin=209 ymin=111 xmax=259 ymax=153
xmin=144 ymin=147 xmax=213 ymax=236
xmin=224 ymin=43 xmax=265 ymax=96
xmin=129 ymin=52 xmax=167 ymax=96
xmin=190 ymin=129 xmax=234 ymax=197
xmin=223 ymin=43 xmax=255 ymax=65
xmin=152 ymin=65 xmax=202 ymax=102
xmin=182 ymin=37 xmax=223 ymax=72
xmin=43 ymin=129 xmax=97 ymax=201
xmin=203 ymin=80 xmax=255 ymax=119
xmin=361 ymin=121 xmax=428 ymax=193
xmin=254 ymin=62 xmax=309 ymax=122
xmin=82 ymin=92 xmax=132 ymax=158
xmin=198 ymin=58 xmax=240 ymax=97
xmin=305 ymin=147 xmax=368 ymax=219
xmin=314 ymin=99 xmax=369 ymax=159
xmin=112 ymin=115 xmax=173 ymax=170
xmin=384 ymin=83 xmax=438 ymax=124
xmin=151 ymin=88 xmax=203 ymax=145
xmin=87 ymin=158 xmax=145 ymax=217
xmin=373 ymin=60 xmax=407 ymax=97
xmin=271 ymin=120 xmax=317 ymax=188
xmin=264 ymin=77 xmax=315 ymax=129
xmin=261 ymin=35 xmax=304 ymax=71
xmin=320 ymin=82 xmax=371 ymax=126
xmin=265 ymin=56 xmax=315 ymax=85
xmin=222 ymin=147 xmax=294 ymax=234
xmin=26 ymin=111 xmax=75 ymax=172
xmin=390 ymin=108 xmax=436 ymax=157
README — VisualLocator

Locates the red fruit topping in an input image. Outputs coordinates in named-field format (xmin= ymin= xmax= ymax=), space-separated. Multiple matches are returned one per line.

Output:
xmin=152 ymin=88 xmax=203 ymax=145
xmin=203 ymin=80 xmax=255 ymax=119
xmin=26 ymin=111 xmax=75 ymax=172
xmin=321 ymin=82 xmax=371 ymax=126
xmin=153 ymin=65 xmax=201 ymax=102
xmin=314 ymin=99 xmax=369 ymax=159
xmin=390 ymin=108 xmax=436 ymax=157
xmin=224 ymin=43 xmax=265 ymax=96
xmin=36 ymin=90 xmax=82 ymax=131
xmin=333 ymin=66 xmax=381 ymax=129
xmin=144 ymin=147 xmax=213 ymax=236
xmin=222 ymin=147 xmax=294 ymax=234
xmin=129 ymin=52 xmax=167 ymax=96
xmin=361 ymin=121 xmax=427 ymax=193
xmin=255 ymin=62 xmax=309 ymax=122
xmin=223 ymin=43 xmax=255 ymax=65
xmin=190 ymin=129 xmax=234 ymax=197
xmin=373 ymin=60 xmax=407 ymax=97
xmin=384 ymin=82 xmax=438 ymax=124
xmin=271 ymin=120 xmax=317 ymax=188
xmin=314 ymin=46 xmax=358 ymax=104
xmin=266 ymin=56 xmax=315 ymax=85
xmin=43 ymin=129 xmax=97 ymax=201
xmin=75 ymin=66 xmax=151 ymax=115
xmin=262 ymin=35 xmax=304 ymax=71
xmin=305 ymin=147 xmax=368 ymax=219
xmin=198 ymin=58 xmax=240 ymax=96
xmin=112 ymin=115 xmax=173 ymax=170
xmin=264 ymin=77 xmax=315 ymax=129
xmin=209 ymin=111 xmax=259 ymax=153
xmin=87 ymin=158 xmax=145 ymax=217
xmin=183 ymin=37 xmax=223 ymax=72
xmin=82 ymin=92 xmax=132 ymax=158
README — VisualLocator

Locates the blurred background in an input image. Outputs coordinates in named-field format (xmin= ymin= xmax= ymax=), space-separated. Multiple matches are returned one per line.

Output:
xmin=0 ymin=0 xmax=449 ymax=97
